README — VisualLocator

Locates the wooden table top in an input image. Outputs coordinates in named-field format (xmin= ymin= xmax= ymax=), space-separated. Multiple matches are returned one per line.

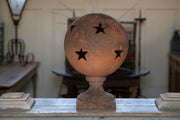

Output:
xmin=0 ymin=62 xmax=39 ymax=88
xmin=0 ymin=98 xmax=180 ymax=118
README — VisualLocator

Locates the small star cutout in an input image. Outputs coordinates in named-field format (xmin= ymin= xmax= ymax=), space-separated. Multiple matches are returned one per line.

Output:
xmin=75 ymin=48 xmax=88 ymax=61
xmin=94 ymin=23 xmax=105 ymax=34
xmin=114 ymin=50 xmax=123 ymax=59
xmin=71 ymin=25 xmax=75 ymax=31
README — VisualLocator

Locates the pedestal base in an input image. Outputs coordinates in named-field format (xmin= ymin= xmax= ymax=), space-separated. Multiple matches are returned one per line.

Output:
xmin=0 ymin=92 xmax=35 ymax=110
xmin=77 ymin=98 xmax=116 ymax=110
xmin=76 ymin=76 xmax=116 ymax=110
xmin=155 ymin=92 xmax=180 ymax=111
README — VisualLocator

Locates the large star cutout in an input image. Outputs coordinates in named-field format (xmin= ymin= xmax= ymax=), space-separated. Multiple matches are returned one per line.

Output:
xmin=75 ymin=48 xmax=88 ymax=61
xmin=94 ymin=23 xmax=105 ymax=34
xmin=114 ymin=50 xmax=123 ymax=59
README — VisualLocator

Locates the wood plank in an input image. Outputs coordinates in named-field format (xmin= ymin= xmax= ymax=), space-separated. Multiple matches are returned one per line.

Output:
xmin=0 ymin=98 xmax=180 ymax=118
xmin=0 ymin=62 xmax=39 ymax=87
xmin=0 ymin=62 xmax=39 ymax=97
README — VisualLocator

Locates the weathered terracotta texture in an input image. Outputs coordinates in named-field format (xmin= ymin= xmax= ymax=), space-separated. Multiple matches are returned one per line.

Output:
xmin=64 ymin=13 xmax=129 ymax=110
xmin=65 ymin=13 xmax=128 ymax=76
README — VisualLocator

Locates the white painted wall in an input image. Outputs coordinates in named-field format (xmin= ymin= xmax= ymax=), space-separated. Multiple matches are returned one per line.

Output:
xmin=0 ymin=0 xmax=180 ymax=98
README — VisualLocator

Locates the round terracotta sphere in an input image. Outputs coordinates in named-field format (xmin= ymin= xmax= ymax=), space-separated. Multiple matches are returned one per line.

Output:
xmin=64 ymin=13 xmax=129 ymax=77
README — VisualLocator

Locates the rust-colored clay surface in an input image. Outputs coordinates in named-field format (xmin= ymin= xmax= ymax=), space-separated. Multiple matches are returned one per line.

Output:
xmin=64 ymin=13 xmax=129 ymax=77
xmin=64 ymin=13 xmax=129 ymax=110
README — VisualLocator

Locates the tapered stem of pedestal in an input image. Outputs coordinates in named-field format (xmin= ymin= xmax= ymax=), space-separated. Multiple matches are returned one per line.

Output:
xmin=76 ymin=76 xmax=116 ymax=110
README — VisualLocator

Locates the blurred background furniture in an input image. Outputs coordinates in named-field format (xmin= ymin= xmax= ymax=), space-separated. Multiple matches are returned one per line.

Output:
xmin=169 ymin=54 xmax=180 ymax=92
xmin=0 ymin=62 xmax=39 ymax=97
xmin=120 ymin=21 xmax=137 ymax=71
xmin=0 ymin=22 xmax=4 ymax=64
xmin=5 ymin=0 xmax=34 ymax=66
xmin=53 ymin=67 xmax=149 ymax=98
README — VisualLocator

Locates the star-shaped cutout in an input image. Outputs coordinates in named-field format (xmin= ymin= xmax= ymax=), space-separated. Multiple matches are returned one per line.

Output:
xmin=114 ymin=50 xmax=123 ymax=59
xmin=75 ymin=48 xmax=88 ymax=61
xmin=71 ymin=25 xmax=75 ymax=31
xmin=94 ymin=23 xmax=105 ymax=34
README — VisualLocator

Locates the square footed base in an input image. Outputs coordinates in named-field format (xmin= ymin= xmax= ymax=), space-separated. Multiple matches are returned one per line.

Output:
xmin=155 ymin=92 xmax=180 ymax=110
xmin=0 ymin=92 xmax=35 ymax=110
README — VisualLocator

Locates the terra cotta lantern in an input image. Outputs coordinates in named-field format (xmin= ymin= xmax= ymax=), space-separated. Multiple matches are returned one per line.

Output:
xmin=64 ymin=13 xmax=129 ymax=110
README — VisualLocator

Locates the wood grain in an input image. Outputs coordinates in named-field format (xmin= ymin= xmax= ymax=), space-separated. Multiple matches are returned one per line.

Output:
xmin=0 ymin=62 xmax=39 ymax=97
xmin=0 ymin=98 xmax=180 ymax=118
